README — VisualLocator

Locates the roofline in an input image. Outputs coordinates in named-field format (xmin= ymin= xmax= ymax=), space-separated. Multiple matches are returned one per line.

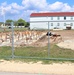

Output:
xmin=30 ymin=12 xmax=74 ymax=17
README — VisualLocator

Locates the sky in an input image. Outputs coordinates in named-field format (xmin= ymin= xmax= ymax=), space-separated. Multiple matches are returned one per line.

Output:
xmin=0 ymin=0 xmax=74 ymax=22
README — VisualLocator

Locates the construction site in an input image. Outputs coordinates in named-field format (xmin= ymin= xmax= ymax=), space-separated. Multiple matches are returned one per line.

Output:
xmin=0 ymin=30 xmax=46 ymax=47
xmin=0 ymin=29 xmax=74 ymax=50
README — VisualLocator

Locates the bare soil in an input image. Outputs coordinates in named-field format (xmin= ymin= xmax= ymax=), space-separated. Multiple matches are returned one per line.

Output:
xmin=29 ymin=30 xmax=74 ymax=50
xmin=0 ymin=30 xmax=74 ymax=74
xmin=0 ymin=30 xmax=74 ymax=49
xmin=0 ymin=60 xmax=74 ymax=75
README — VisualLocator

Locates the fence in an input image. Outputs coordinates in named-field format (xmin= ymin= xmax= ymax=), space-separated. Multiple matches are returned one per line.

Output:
xmin=0 ymin=22 xmax=74 ymax=61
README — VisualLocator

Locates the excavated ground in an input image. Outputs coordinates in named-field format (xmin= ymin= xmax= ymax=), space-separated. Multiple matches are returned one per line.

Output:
xmin=29 ymin=30 xmax=74 ymax=50
xmin=0 ymin=30 xmax=74 ymax=50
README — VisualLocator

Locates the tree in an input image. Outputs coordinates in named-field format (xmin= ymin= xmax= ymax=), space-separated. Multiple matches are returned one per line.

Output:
xmin=5 ymin=19 xmax=13 ymax=27
xmin=5 ymin=19 xmax=27 ymax=26
xmin=13 ymin=20 xmax=18 ymax=26
xmin=17 ymin=18 xmax=27 ymax=26
xmin=25 ymin=22 xmax=30 ymax=27
xmin=6 ymin=19 xmax=13 ymax=23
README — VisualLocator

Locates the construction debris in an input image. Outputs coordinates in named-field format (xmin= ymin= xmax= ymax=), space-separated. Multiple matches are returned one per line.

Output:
xmin=0 ymin=31 xmax=46 ymax=47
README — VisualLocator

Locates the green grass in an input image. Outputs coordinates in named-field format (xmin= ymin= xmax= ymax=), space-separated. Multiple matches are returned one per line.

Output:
xmin=14 ymin=44 xmax=74 ymax=58
xmin=14 ymin=46 xmax=48 ymax=57
xmin=0 ymin=44 xmax=74 ymax=63
xmin=0 ymin=46 xmax=12 ymax=58
xmin=50 ymin=44 xmax=74 ymax=58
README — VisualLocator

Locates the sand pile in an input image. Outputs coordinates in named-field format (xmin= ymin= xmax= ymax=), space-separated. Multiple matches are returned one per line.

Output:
xmin=57 ymin=40 xmax=74 ymax=50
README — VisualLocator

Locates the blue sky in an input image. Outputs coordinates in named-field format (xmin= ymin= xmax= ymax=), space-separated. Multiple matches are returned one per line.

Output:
xmin=47 ymin=0 xmax=74 ymax=6
xmin=0 ymin=0 xmax=74 ymax=22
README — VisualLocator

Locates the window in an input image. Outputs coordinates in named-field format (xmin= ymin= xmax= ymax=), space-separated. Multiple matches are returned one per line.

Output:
xmin=71 ymin=17 xmax=73 ymax=20
xmin=51 ymin=17 xmax=53 ymax=20
xmin=57 ymin=17 xmax=60 ymax=20
xmin=57 ymin=23 xmax=60 ymax=26
xmin=51 ymin=23 xmax=53 ymax=26
xmin=64 ymin=23 xmax=66 ymax=26
xmin=71 ymin=23 xmax=73 ymax=26
xmin=64 ymin=16 xmax=66 ymax=20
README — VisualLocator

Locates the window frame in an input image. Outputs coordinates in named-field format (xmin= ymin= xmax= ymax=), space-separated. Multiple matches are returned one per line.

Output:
xmin=71 ymin=16 xmax=73 ymax=20
xmin=64 ymin=16 xmax=66 ymax=20
xmin=64 ymin=23 xmax=66 ymax=26
xmin=57 ymin=16 xmax=60 ymax=20
xmin=51 ymin=23 xmax=53 ymax=26
xmin=51 ymin=17 xmax=53 ymax=20
xmin=57 ymin=23 xmax=60 ymax=26
xmin=71 ymin=23 xmax=73 ymax=26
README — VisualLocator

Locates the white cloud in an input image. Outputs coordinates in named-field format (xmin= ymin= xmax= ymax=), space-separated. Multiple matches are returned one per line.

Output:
xmin=10 ymin=9 xmax=19 ymax=14
xmin=21 ymin=0 xmax=74 ymax=21
xmin=0 ymin=0 xmax=74 ymax=22
xmin=22 ymin=0 xmax=74 ymax=12
xmin=18 ymin=10 xmax=37 ymax=21
xmin=1 ymin=2 xmax=7 ymax=6
xmin=4 ymin=6 xmax=11 ymax=11
xmin=1 ymin=6 xmax=19 ymax=15
xmin=22 ymin=0 xmax=48 ymax=10
xmin=48 ymin=1 xmax=64 ymax=10
xmin=11 ymin=3 xmax=24 ymax=10
xmin=0 ymin=2 xmax=21 ymax=16
xmin=61 ymin=3 xmax=72 ymax=11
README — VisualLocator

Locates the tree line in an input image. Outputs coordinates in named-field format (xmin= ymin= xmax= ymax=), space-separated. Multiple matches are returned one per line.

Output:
xmin=5 ymin=18 xmax=30 ymax=27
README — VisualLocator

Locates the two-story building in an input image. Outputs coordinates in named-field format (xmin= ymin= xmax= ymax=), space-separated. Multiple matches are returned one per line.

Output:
xmin=30 ymin=12 xmax=74 ymax=30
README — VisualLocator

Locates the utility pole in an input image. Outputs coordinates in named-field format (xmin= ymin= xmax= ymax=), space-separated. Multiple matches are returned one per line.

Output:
xmin=11 ymin=22 xmax=14 ymax=58
xmin=2 ymin=7 xmax=5 ymax=26
xmin=48 ymin=21 xmax=50 ymax=57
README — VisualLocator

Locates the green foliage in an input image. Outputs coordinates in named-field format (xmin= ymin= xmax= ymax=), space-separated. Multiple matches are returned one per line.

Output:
xmin=6 ymin=19 xmax=13 ymax=23
xmin=5 ymin=19 xmax=28 ymax=26
xmin=25 ymin=22 xmax=30 ymax=27
xmin=17 ymin=18 xmax=27 ymax=26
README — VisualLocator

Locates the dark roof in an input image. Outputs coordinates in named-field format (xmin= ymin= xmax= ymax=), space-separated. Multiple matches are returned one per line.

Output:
xmin=30 ymin=12 xmax=74 ymax=17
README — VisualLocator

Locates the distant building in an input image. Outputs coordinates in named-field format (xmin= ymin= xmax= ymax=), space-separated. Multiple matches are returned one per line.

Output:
xmin=0 ymin=22 xmax=11 ymax=28
xmin=30 ymin=12 xmax=74 ymax=30
xmin=0 ymin=22 xmax=4 ymax=28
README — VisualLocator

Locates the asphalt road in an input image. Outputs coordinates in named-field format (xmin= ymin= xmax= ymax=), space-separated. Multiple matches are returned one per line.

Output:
xmin=0 ymin=72 xmax=69 ymax=75
xmin=0 ymin=72 xmax=48 ymax=75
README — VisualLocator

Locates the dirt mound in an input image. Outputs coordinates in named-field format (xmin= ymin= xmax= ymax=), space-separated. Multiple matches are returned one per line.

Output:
xmin=28 ymin=35 xmax=48 ymax=47
xmin=57 ymin=40 xmax=74 ymax=50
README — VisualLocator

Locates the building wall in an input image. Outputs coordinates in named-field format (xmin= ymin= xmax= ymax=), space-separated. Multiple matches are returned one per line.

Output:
xmin=30 ymin=22 xmax=48 ymax=29
xmin=30 ymin=16 xmax=74 ymax=30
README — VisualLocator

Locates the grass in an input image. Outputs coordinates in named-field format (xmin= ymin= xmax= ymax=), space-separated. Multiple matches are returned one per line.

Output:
xmin=50 ymin=44 xmax=74 ymax=58
xmin=0 ymin=46 xmax=12 ymax=58
xmin=0 ymin=27 xmax=28 ymax=32
xmin=0 ymin=44 xmax=74 ymax=63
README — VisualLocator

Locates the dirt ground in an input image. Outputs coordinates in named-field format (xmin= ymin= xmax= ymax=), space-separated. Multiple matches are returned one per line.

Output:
xmin=54 ymin=30 xmax=74 ymax=50
xmin=0 ymin=60 xmax=74 ymax=75
xmin=29 ymin=30 xmax=74 ymax=50
xmin=0 ymin=30 xmax=74 ymax=49
xmin=0 ymin=30 xmax=74 ymax=74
